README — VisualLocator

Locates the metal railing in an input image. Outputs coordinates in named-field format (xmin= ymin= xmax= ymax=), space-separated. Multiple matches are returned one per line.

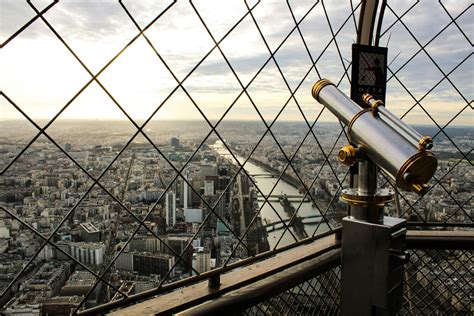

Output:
xmin=174 ymin=231 xmax=472 ymax=315
xmin=243 ymin=232 xmax=474 ymax=316
xmin=0 ymin=1 xmax=472 ymax=314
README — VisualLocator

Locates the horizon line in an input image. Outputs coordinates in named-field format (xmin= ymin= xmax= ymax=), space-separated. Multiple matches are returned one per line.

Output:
xmin=0 ymin=118 xmax=472 ymax=128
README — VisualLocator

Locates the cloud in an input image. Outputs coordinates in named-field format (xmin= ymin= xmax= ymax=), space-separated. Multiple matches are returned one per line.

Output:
xmin=1 ymin=1 xmax=472 ymax=126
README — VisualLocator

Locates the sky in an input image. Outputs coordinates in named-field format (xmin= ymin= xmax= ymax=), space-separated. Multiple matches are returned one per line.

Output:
xmin=0 ymin=0 xmax=472 ymax=126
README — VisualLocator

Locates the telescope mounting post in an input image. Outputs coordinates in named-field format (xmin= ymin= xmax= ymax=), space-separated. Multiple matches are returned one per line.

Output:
xmin=312 ymin=75 xmax=436 ymax=315
xmin=340 ymin=2 xmax=408 ymax=314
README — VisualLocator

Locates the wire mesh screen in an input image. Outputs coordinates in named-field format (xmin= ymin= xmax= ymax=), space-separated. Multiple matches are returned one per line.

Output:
xmin=0 ymin=0 xmax=472 ymax=314
xmin=379 ymin=1 xmax=473 ymax=227
xmin=403 ymin=248 xmax=473 ymax=315
xmin=241 ymin=265 xmax=342 ymax=316
xmin=239 ymin=248 xmax=473 ymax=315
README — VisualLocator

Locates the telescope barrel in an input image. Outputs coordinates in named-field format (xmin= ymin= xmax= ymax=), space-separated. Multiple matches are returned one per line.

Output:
xmin=312 ymin=79 xmax=437 ymax=194
xmin=363 ymin=94 xmax=433 ymax=151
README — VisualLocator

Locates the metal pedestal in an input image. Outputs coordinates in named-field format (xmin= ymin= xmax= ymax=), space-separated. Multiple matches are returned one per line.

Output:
xmin=341 ymin=216 xmax=407 ymax=315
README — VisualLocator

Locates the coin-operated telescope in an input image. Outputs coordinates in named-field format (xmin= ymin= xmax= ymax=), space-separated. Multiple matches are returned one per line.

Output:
xmin=312 ymin=79 xmax=437 ymax=315
xmin=312 ymin=79 xmax=437 ymax=196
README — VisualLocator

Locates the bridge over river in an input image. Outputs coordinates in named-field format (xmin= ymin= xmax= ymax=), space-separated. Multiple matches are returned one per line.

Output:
xmin=264 ymin=214 xmax=323 ymax=232
xmin=257 ymin=194 xmax=311 ymax=203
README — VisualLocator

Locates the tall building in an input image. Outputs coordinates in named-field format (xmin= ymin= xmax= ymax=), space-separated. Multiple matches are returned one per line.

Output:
xmin=116 ymin=251 xmax=174 ymax=278
xmin=183 ymin=173 xmax=188 ymax=210
xmin=200 ymin=163 xmax=216 ymax=179
xmin=184 ymin=208 xmax=203 ymax=223
xmin=133 ymin=252 xmax=175 ymax=277
xmin=79 ymin=222 xmax=100 ymax=242
xmin=115 ymin=252 xmax=134 ymax=271
xmin=128 ymin=237 xmax=162 ymax=253
xmin=204 ymin=180 xmax=214 ymax=196
xmin=170 ymin=137 xmax=179 ymax=148
xmin=192 ymin=251 xmax=211 ymax=274
xmin=69 ymin=242 xmax=106 ymax=266
xmin=165 ymin=191 xmax=176 ymax=226
xmin=38 ymin=244 xmax=54 ymax=261
xmin=55 ymin=241 xmax=71 ymax=260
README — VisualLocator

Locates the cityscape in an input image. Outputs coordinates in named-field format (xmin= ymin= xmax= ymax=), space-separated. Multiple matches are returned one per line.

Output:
xmin=0 ymin=120 xmax=472 ymax=314
xmin=1 ymin=0 xmax=472 ymax=314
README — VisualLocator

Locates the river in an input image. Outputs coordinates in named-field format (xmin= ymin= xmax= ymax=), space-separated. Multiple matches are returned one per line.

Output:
xmin=212 ymin=141 xmax=330 ymax=249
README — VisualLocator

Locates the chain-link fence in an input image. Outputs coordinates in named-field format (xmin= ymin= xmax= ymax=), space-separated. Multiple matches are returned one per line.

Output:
xmin=0 ymin=0 xmax=472 ymax=314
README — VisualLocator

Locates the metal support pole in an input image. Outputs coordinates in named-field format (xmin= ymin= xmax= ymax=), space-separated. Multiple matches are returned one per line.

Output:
xmin=340 ymin=1 xmax=407 ymax=315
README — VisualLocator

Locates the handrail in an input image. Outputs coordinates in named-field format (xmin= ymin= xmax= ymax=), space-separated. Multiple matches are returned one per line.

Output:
xmin=177 ymin=230 xmax=473 ymax=315
xmin=107 ymin=232 xmax=341 ymax=315
xmin=77 ymin=228 xmax=341 ymax=315
xmin=102 ymin=229 xmax=472 ymax=315
xmin=179 ymin=249 xmax=341 ymax=315
xmin=406 ymin=230 xmax=474 ymax=250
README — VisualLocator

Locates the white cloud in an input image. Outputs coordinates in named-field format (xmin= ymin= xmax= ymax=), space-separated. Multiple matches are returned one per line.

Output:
xmin=0 ymin=1 xmax=472 ymax=125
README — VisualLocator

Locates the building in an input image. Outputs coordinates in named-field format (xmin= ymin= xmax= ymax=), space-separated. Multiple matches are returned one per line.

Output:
xmin=55 ymin=241 xmax=71 ymax=260
xmin=133 ymin=281 xmax=158 ymax=294
xmin=184 ymin=208 xmax=203 ymax=223
xmin=116 ymin=251 xmax=175 ymax=278
xmin=3 ymin=291 xmax=47 ymax=316
xmin=133 ymin=252 xmax=175 ymax=278
xmin=177 ymin=171 xmax=191 ymax=210
xmin=192 ymin=251 xmax=211 ymax=274
xmin=115 ymin=251 xmax=134 ymax=271
xmin=41 ymin=296 xmax=82 ymax=316
xmin=204 ymin=180 xmax=214 ymax=196
xmin=170 ymin=137 xmax=179 ymax=148
xmin=128 ymin=237 xmax=162 ymax=253
xmin=38 ymin=244 xmax=54 ymax=261
xmin=79 ymin=222 xmax=100 ymax=242
xmin=200 ymin=163 xmax=216 ymax=179
xmin=60 ymin=270 xmax=100 ymax=305
xmin=162 ymin=235 xmax=189 ymax=256
xmin=165 ymin=191 xmax=176 ymax=226
xmin=23 ymin=261 xmax=71 ymax=297
xmin=0 ymin=226 xmax=10 ymax=238
xmin=69 ymin=242 xmax=106 ymax=265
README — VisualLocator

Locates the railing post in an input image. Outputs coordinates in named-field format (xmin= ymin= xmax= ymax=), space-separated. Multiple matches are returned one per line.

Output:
xmin=208 ymin=273 xmax=221 ymax=290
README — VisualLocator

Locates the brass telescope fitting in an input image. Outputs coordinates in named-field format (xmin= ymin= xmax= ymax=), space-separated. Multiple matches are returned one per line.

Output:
xmin=338 ymin=145 xmax=358 ymax=166
xmin=362 ymin=93 xmax=373 ymax=104
xmin=419 ymin=136 xmax=433 ymax=151
xmin=311 ymin=79 xmax=334 ymax=102
xmin=362 ymin=93 xmax=384 ymax=117
xmin=396 ymin=151 xmax=436 ymax=194
xmin=340 ymin=188 xmax=394 ymax=208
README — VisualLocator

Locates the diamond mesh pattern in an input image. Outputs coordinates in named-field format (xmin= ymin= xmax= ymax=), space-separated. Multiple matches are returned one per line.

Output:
xmin=402 ymin=249 xmax=474 ymax=315
xmin=239 ymin=248 xmax=473 ymax=315
xmin=240 ymin=266 xmax=341 ymax=315
xmin=0 ymin=0 xmax=471 ymax=314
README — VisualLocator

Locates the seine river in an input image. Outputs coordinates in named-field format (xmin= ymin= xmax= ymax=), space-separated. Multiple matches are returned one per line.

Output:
xmin=212 ymin=141 xmax=330 ymax=249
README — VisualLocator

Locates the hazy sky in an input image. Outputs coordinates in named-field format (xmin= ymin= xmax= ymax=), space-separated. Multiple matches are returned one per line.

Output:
xmin=0 ymin=0 xmax=472 ymax=126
